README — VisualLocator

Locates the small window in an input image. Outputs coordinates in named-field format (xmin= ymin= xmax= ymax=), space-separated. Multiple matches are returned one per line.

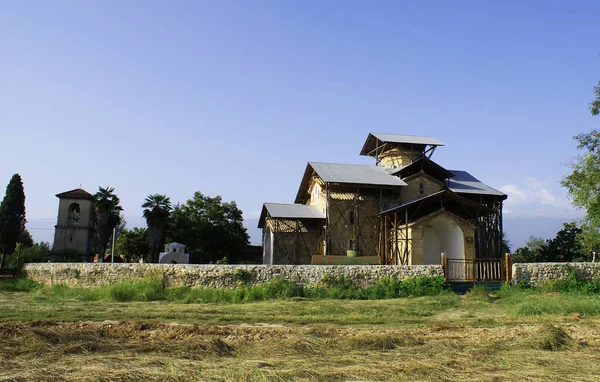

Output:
xmin=349 ymin=211 xmax=355 ymax=225
xmin=419 ymin=182 xmax=424 ymax=195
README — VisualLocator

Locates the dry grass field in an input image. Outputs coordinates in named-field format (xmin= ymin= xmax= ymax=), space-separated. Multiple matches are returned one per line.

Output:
xmin=2 ymin=281 xmax=600 ymax=381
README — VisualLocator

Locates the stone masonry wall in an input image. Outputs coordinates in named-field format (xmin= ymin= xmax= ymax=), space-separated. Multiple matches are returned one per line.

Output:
xmin=22 ymin=263 xmax=444 ymax=289
xmin=512 ymin=262 xmax=600 ymax=287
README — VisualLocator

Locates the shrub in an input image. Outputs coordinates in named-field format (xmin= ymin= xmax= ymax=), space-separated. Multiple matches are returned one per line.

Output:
xmin=0 ymin=278 xmax=41 ymax=292
xmin=109 ymin=277 xmax=166 ymax=302
xmin=540 ymin=266 xmax=600 ymax=293
xmin=14 ymin=275 xmax=451 ymax=304
xmin=233 ymin=268 xmax=253 ymax=284
xmin=365 ymin=276 xmax=449 ymax=299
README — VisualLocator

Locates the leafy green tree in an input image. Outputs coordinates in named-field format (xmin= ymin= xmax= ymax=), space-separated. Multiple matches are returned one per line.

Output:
xmin=18 ymin=229 xmax=34 ymax=248
xmin=501 ymin=232 xmax=512 ymax=255
xmin=94 ymin=186 xmax=123 ymax=262
xmin=142 ymin=194 xmax=172 ymax=263
xmin=512 ymin=223 xmax=586 ymax=263
xmin=512 ymin=236 xmax=547 ymax=263
xmin=0 ymin=174 xmax=26 ymax=268
xmin=561 ymin=130 xmax=600 ymax=253
xmin=5 ymin=241 xmax=50 ymax=268
xmin=169 ymin=192 xmax=249 ymax=263
xmin=544 ymin=222 xmax=585 ymax=262
xmin=591 ymin=81 xmax=600 ymax=116
xmin=116 ymin=227 xmax=149 ymax=262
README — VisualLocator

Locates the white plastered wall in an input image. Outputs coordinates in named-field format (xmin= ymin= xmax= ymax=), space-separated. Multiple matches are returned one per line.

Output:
xmin=422 ymin=214 xmax=464 ymax=264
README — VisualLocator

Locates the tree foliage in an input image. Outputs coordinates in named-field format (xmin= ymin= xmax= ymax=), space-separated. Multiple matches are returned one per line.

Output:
xmin=591 ymin=81 xmax=600 ymax=116
xmin=4 ymin=241 xmax=50 ymax=268
xmin=512 ymin=223 xmax=586 ymax=263
xmin=18 ymin=229 xmax=34 ymax=248
xmin=116 ymin=227 xmax=149 ymax=263
xmin=94 ymin=186 xmax=123 ymax=262
xmin=0 ymin=174 xmax=26 ymax=267
xmin=561 ymin=130 xmax=600 ymax=252
xmin=169 ymin=192 xmax=249 ymax=263
xmin=142 ymin=194 xmax=172 ymax=263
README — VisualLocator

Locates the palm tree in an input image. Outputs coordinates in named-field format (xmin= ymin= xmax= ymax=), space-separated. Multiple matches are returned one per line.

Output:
xmin=142 ymin=194 xmax=172 ymax=263
xmin=94 ymin=187 xmax=123 ymax=262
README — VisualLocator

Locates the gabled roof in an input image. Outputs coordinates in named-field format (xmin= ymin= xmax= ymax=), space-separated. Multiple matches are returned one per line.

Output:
xmin=391 ymin=156 xmax=454 ymax=181
xmin=258 ymin=203 xmax=326 ymax=228
xmin=360 ymin=133 xmax=445 ymax=156
xmin=55 ymin=188 xmax=94 ymax=200
xmin=445 ymin=170 xmax=506 ymax=198
xmin=295 ymin=162 xmax=407 ymax=203
xmin=379 ymin=190 xmax=495 ymax=223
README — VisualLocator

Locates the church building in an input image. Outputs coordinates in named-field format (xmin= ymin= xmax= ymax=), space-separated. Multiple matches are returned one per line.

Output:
xmin=258 ymin=133 xmax=507 ymax=273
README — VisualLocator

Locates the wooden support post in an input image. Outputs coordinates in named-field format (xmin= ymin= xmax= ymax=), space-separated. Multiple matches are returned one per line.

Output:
xmin=295 ymin=219 xmax=300 ymax=264
xmin=355 ymin=186 xmax=360 ymax=251
xmin=394 ymin=211 xmax=398 ymax=265
xmin=378 ymin=189 xmax=383 ymax=260
xmin=326 ymin=184 xmax=331 ymax=256
xmin=440 ymin=252 xmax=447 ymax=281
xmin=505 ymin=253 xmax=511 ymax=283
xmin=405 ymin=209 xmax=409 ymax=265
xmin=384 ymin=216 xmax=389 ymax=265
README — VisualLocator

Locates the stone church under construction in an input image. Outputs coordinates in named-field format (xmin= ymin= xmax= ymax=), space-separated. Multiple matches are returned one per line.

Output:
xmin=258 ymin=133 xmax=507 ymax=271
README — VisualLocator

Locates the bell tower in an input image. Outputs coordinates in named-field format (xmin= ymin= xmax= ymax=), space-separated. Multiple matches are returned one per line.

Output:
xmin=360 ymin=133 xmax=445 ymax=169
xmin=51 ymin=188 xmax=95 ymax=262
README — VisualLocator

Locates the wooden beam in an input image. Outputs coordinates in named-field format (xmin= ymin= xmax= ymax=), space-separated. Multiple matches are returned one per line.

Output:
xmin=326 ymin=184 xmax=331 ymax=256
xmin=384 ymin=216 xmax=389 ymax=265
xmin=505 ymin=253 xmax=511 ymax=283
xmin=394 ymin=211 xmax=398 ymax=265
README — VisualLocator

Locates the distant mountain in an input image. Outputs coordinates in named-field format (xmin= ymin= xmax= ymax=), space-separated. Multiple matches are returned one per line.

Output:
xmin=26 ymin=218 xmax=56 ymax=245
xmin=503 ymin=216 xmax=573 ymax=250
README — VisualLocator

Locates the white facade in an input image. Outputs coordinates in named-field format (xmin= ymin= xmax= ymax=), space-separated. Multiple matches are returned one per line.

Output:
xmin=159 ymin=242 xmax=190 ymax=264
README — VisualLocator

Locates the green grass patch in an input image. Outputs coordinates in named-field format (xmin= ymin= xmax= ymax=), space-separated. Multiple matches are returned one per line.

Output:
xmin=0 ymin=278 xmax=41 ymax=292
xmin=22 ymin=276 xmax=451 ymax=304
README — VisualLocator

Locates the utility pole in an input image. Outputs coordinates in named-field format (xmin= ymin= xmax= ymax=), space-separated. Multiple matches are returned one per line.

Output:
xmin=111 ymin=227 xmax=117 ymax=263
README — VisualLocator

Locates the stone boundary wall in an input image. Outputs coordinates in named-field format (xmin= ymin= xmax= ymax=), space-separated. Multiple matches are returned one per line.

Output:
xmin=21 ymin=263 xmax=444 ymax=289
xmin=512 ymin=262 xmax=600 ymax=287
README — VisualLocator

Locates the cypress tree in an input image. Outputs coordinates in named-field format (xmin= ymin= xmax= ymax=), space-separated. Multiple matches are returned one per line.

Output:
xmin=0 ymin=174 xmax=26 ymax=268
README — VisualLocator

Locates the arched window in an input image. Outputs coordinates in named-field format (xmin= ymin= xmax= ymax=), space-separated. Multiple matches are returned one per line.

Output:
xmin=67 ymin=203 xmax=81 ymax=226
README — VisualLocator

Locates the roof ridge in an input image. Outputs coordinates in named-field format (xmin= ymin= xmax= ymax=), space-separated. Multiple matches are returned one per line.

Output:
xmin=264 ymin=202 xmax=317 ymax=206
xmin=370 ymin=132 xmax=439 ymax=138
xmin=308 ymin=161 xmax=381 ymax=167
xmin=55 ymin=188 xmax=94 ymax=199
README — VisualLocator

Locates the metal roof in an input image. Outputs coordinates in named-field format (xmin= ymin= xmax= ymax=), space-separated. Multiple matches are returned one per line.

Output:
xmin=360 ymin=133 xmax=445 ymax=156
xmin=379 ymin=190 xmax=495 ymax=220
xmin=258 ymin=203 xmax=325 ymax=228
xmin=309 ymin=162 xmax=407 ymax=186
xmin=391 ymin=157 xmax=454 ymax=180
xmin=294 ymin=162 xmax=406 ymax=204
xmin=445 ymin=170 xmax=506 ymax=197
xmin=370 ymin=133 xmax=445 ymax=146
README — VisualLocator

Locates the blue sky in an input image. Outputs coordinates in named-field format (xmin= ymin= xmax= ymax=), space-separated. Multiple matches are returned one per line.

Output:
xmin=0 ymin=1 xmax=598 ymax=248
